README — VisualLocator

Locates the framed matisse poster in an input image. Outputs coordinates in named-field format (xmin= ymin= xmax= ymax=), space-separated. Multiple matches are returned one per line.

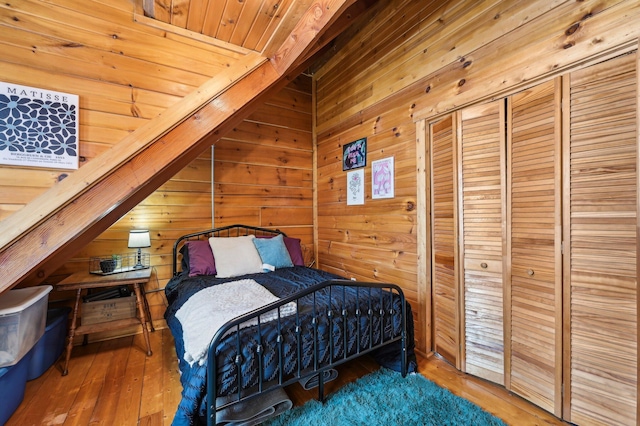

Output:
xmin=372 ymin=156 xmax=394 ymax=199
xmin=342 ymin=137 xmax=366 ymax=171
xmin=347 ymin=169 xmax=365 ymax=205
xmin=0 ymin=81 xmax=79 ymax=170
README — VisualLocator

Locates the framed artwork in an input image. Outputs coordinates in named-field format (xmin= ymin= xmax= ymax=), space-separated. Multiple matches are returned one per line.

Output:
xmin=347 ymin=169 xmax=365 ymax=205
xmin=372 ymin=156 xmax=394 ymax=199
xmin=0 ymin=81 xmax=79 ymax=170
xmin=342 ymin=137 xmax=366 ymax=171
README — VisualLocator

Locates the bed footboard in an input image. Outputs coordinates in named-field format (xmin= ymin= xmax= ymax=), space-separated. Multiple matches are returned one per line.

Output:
xmin=205 ymin=279 xmax=408 ymax=425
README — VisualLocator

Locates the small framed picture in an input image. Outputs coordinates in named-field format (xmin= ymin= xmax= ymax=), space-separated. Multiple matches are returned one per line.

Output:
xmin=342 ymin=137 xmax=367 ymax=171
xmin=372 ymin=156 xmax=394 ymax=199
xmin=347 ymin=169 xmax=365 ymax=205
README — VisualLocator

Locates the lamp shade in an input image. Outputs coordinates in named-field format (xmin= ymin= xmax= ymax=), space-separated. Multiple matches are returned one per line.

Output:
xmin=128 ymin=230 xmax=151 ymax=248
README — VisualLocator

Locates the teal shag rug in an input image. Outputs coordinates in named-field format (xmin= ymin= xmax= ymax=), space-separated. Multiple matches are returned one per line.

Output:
xmin=264 ymin=368 xmax=506 ymax=426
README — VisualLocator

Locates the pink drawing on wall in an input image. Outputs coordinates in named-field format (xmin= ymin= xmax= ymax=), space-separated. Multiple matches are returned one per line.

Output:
xmin=372 ymin=157 xmax=394 ymax=199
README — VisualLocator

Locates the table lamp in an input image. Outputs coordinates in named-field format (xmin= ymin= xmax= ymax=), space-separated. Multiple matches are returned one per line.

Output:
xmin=128 ymin=230 xmax=151 ymax=269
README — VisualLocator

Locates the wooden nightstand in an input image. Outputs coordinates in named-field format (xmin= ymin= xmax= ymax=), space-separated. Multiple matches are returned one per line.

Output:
xmin=57 ymin=268 xmax=153 ymax=376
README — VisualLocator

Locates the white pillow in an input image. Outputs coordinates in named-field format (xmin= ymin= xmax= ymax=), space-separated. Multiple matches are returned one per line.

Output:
xmin=208 ymin=235 xmax=264 ymax=278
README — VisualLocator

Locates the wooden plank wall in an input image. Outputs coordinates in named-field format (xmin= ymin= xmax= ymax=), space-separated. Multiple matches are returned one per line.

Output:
xmin=313 ymin=0 xmax=640 ymax=356
xmin=213 ymin=74 xmax=315 ymax=264
xmin=0 ymin=0 xmax=313 ymax=335
xmin=315 ymin=101 xmax=420 ymax=344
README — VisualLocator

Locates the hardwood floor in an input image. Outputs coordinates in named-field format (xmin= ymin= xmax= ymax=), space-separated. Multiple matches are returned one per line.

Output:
xmin=7 ymin=329 xmax=568 ymax=425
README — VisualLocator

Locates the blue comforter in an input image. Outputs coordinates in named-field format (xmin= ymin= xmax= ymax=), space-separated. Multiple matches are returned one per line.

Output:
xmin=165 ymin=266 xmax=416 ymax=425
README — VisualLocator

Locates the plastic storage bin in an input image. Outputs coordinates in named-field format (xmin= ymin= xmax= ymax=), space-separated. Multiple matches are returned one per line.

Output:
xmin=0 ymin=285 xmax=52 ymax=368
xmin=27 ymin=307 xmax=71 ymax=380
xmin=0 ymin=348 xmax=33 ymax=425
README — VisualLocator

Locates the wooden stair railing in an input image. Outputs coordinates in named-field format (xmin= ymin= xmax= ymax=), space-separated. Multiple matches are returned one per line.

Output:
xmin=0 ymin=0 xmax=363 ymax=294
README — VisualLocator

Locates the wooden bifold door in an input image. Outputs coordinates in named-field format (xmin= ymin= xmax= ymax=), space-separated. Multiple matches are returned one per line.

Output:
xmin=458 ymin=100 xmax=507 ymax=387
xmin=563 ymin=52 xmax=638 ymax=426
xmin=430 ymin=115 xmax=460 ymax=368
xmin=426 ymin=52 xmax=638 ymax=425
xmin=507 ymin=79 xmax=563 ymax=415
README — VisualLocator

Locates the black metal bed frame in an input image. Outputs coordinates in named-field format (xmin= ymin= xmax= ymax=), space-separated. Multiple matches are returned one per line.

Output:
xmin=170 ymin=225 xmax=408 ymax=426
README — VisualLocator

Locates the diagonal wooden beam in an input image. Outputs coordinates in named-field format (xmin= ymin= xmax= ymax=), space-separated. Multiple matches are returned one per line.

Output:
xmin=0 ymin=0 xmax=354 ymax=294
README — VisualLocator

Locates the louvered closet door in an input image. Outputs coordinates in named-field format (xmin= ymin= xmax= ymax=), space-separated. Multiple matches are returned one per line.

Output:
xmin=507 ymin=79 xmax=562 ymax=416
xmin=430 ymin=115 xmax=459 ymax=366
xmin=458 ymin=101 xmax=506 ymax=385
xmin=565 ymin=53 xmax=637 ymax=425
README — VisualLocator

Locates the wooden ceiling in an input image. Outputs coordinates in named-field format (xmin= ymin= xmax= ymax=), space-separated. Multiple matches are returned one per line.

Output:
xmin=142 ymin=0 xmax=301 ymax=53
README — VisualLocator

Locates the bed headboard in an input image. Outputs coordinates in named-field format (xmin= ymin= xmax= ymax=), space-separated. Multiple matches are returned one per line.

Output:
xmin=172 ymin=224 xmax=286 ymax=276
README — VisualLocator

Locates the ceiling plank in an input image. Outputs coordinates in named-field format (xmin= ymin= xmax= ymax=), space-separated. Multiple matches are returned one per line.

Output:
xmin=242 ymin=0 xmax=290 ymax=51
xmin=152 ymin=0 xmax=171 ymax=23
xmin=171 ymin=0 xmax=191 ymax=28
xmin=255 ymin=0 xmax=296 ymax=52
xmin=216 ymin=0 xmax=245 ymax=42
xmin=229 ymin=0 xmax=263 ymax=47
xmin=201 ymin=0 xmax=225 ymax=38
xmin=185 ymin=0 xmax=208 ymax=32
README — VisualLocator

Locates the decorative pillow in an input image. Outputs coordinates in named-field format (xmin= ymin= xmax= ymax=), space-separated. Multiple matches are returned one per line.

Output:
xmin=256 ymin=235 xmax=305 ymax=266
xmin=283 ymin=237 xmax=305 ymax=266
xmin=253 ymin=234 xmax=294 ymax=271
xmin=183 ymin=240 xmax=216 ymax=277
xmin=208 ymin=235 xmax=264 ymax=278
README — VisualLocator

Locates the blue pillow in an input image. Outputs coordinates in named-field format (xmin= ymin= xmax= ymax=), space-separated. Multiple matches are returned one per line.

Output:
xmin=252 ymin=234 xmax=294 ymax=271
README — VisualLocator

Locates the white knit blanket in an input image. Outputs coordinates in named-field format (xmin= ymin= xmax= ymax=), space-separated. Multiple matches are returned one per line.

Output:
xmin=176 ymin=279 xmax=296 ymax=367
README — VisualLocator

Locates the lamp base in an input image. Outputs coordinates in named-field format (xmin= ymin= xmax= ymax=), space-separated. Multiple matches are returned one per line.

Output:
xmin=132 ymin=249 xmax=149 ymax=270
